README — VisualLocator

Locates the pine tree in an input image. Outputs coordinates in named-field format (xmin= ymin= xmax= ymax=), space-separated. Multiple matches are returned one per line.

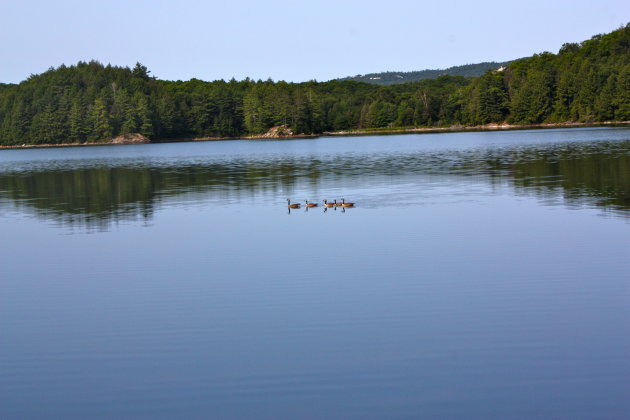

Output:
xmin=69 ymin=98 xmax=89 ymax=142
xmin=477 ymin=72 xmax=508 ymax=123
xmin=614 ymin=64 xmax=630 ymax=120
xmin=89 ymin=98 xmax=112 ymax=141
xmin=595 ymin=73 xmax=617 ymax=120
xmin=155 ymin=95 xmax=177 ymax=138
xmin=135 ymin=94 xmax=153 ymax=137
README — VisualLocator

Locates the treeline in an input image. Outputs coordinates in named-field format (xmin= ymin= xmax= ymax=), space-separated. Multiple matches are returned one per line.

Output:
xmin=339 ymin=61 xmax=511 ymax=85
xmin=456 ymin=24 xmax=630 ymax=125
xmin=0 ymin=24 xmax=628 ymax=146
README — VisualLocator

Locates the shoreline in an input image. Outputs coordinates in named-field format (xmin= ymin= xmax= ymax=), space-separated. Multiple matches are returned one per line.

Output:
xmin=323 ymin=121 xmax=630 ymax=136
xmin=1 ymin=121 xmax=629 ymax=150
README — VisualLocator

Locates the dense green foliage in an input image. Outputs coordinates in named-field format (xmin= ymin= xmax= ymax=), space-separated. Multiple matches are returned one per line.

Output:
xmin=339 ymin=61 xmax=511 ymax=85
xmin=0 ymin=62 xmax=470 ymax=144
xmin=0 ymin=24 xmax=628 ymax=146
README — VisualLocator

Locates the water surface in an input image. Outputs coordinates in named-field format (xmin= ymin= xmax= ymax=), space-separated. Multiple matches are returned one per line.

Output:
xmin=1 ymin=128 xmax=630 ymax=419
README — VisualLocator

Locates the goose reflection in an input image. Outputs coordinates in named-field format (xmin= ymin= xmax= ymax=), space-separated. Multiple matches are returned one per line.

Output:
xmin=341 ymin=198 xmax=355 ymax=207
xmin=5 ymin=135 xmax=630 ymax=229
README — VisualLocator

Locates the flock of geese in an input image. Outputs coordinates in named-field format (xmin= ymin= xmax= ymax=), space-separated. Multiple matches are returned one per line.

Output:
xmin=287 ymin=198 xmax=355 ymax=210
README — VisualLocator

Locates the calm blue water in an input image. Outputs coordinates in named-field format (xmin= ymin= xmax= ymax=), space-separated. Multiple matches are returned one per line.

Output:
xmin=1 ymin=128 xmax=630 ymax=419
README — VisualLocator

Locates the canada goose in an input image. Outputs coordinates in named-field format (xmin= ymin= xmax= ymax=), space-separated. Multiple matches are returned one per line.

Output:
xmin=334 ymin=199 xmax=343 ymax=207
xmin=323 ymin=200 xmax=335 ymax=208
xmin=341 ymin=198 xmax=355 ymax=207
xmin=305 ymin=200 xmax=318 ymax=208
xmin=287 ymin=199 xmax=301 ymax=209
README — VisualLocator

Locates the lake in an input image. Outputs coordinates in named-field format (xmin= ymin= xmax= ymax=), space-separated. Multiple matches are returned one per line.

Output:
xmin=1 ymin=127 xmax=629 ymax=420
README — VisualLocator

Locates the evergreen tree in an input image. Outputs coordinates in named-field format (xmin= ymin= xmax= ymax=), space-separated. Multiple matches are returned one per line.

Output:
xmin=0 ymin=23 xmax=628 ymax=146
xmin=89 ymin=98 xmax=112 ymax=141
xmin=135 ymin=94 xmax=153 ymax=137
xmin=69 ymin=98 xmax=89 ymax=142
xmin=614 ymin=64 xmax=630 ymax=120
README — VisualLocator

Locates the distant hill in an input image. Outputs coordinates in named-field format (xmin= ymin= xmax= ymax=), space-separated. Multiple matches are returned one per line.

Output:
xmin=339 ymin=61 xmax=512 ymax=85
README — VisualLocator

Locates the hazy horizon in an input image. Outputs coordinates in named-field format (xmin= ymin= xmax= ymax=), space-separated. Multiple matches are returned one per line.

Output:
xmin=1 ymin=0 xmax=629 ymax=84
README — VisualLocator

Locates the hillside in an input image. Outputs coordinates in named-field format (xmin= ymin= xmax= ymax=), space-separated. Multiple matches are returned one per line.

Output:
xmin=0 ymin=24 xmax=628 ymax=146
xmin=338 ymin=61 xmax=512 ymax=85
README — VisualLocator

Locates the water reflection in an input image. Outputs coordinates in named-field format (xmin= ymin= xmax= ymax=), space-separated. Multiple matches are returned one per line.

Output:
xmin=1 ymin=137 xmax=629 ymax=228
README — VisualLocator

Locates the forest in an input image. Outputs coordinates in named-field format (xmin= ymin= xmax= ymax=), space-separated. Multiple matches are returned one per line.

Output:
xmin=0 ymin=23 xmax=628 ymax=146
xmin=338 ymin=61 xmax=511 ymax=85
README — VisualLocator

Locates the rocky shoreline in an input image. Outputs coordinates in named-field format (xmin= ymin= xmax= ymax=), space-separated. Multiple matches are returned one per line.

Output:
xmin=325 ymin=121 xmax=630 ymax=136
xmin=1 ymin=121 xmax=629 ymax=150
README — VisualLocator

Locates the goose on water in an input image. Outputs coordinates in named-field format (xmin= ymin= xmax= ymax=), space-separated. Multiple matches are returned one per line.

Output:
xmin=341 ymin=198 xmax=355 ymax=207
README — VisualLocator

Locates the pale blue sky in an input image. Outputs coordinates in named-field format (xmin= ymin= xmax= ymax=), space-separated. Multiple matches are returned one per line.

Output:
xmin=1 ymin=0 xmax=628 ymax=83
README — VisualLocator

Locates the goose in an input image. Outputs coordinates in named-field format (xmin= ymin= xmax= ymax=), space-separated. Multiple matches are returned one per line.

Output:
xmin=334 ymin=199 xmax=343 ymax=207
xmin=304 ymin=200 xmax=318 ymax=208
xmin=323 ymin=200 xmax=335 ymax=208
xmin=287 ymin=199 xmax=301 ymax=209
xmin=341 ymin=198 xmax=355 ymax=207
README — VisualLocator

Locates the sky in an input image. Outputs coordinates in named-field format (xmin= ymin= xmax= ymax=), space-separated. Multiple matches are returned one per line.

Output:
xmin=1 ymin=0 xmax=628 ymax=84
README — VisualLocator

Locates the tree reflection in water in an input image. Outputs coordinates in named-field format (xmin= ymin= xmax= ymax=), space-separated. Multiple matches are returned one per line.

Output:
xmin=1 ymin=140 xmax=629 ymax=228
